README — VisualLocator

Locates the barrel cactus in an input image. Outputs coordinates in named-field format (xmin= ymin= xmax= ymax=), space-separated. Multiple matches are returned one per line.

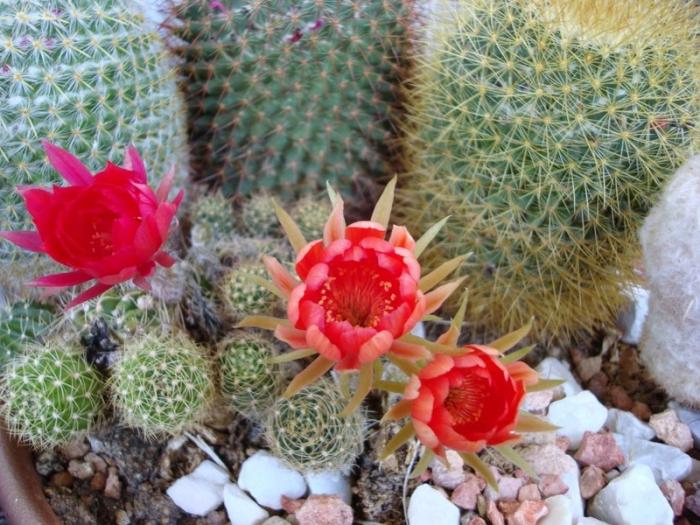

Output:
xmin=0 ymin=0 xmax=188 ymax=263
xmin=217 ymin=334 xmax=281 ymax=417
xmin=221 ymin=262 xmax=280 ymax=318
xmin=396 ymin=0 xmax=700 ymax=339
xmin=169 ymin=0 xmax=412 ymax=198
xmin=291 ymin=195 xmax=331 ymax=241
xmin=1 ymin=343 xmax=106 ymax=448
xmin=0 ymin=301 xmax=54 ymax=371
xmin=190 ymin=190 xmax=237 ymax=247
xmin=110 ymin=332 xmax=214 ymax=436
xmin=265 ymin=379 xmax=366 ymax=473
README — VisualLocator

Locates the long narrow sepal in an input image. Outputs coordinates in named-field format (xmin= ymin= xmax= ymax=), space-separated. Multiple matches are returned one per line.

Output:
xmin=262 ymin=255 xmax=297 ymax=297
xmin=410 ymin=448 xmax=435 ymax=478
xmin=424 ymin=277 xmax=466 ymax=315
xmin=64 ymin=283 xmax=113 ymax=309
xmin=269 ymin=348 xmax=317 ymax=364
xmin=526 ymin=378 xmax=565 ymax=392
xmin=401 ymin=334 xmax=468 ymax=356
xmin=42 ymin=140 xmax=92 ymax=186
xmin=495 ymin=445 xmax=538 ymax=480
xmin=370 ymin=176 xmax=397 ymax=229
xmin=460 ymin=452 xmax=498 ymax=489
xmin=340 ymin=363 xmax=374 ymax=417
xmin=419 ymin=254 xmax=468 ymax=292
xmin=414 ymin=216 xmax=449 ymax=259
xmin=238 ymin=315 xmax=290 ymax=331
xmin=250 ymin=275 xmax=286 ymax=299
xmin=388 ymin=354 xmax=421 ymax=376
xmin=375 ymin=380 xmax=408 ymax=395
xmin=515 ymin=412 xmax=559 ymax=433
xmin=487 ymin=319 xmax=533 ymax=353
xmin=0 ymin=231 xmax=45 ymax=252
xmin=438 ymin=288 xmax=469 ymax=346
xmin=283 ymin=355 xmax=334 ymax=398
xmin=326 ymin=182 xmax=341 ymax=207
xmin=381 ymin=399 xmax=412 ymax=422
xmin=379 ymin=422 xmax=415 ymax=460
xmin=273 ymin=199 xmax=307 ymax=253
xmin=500 ymin=345 xmax=536 ymax=364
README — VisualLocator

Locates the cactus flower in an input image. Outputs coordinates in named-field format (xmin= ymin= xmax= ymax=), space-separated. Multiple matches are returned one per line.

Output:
xmin=0 ymin=142 xmax=183 ymax=308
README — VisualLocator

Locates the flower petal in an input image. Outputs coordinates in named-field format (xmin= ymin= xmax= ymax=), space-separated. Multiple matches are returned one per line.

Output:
xmin=155 ymin=251 xmax=176 ymax=267
xmin=305 ymin=325 xmax=341 ymax=361
xmin=155 ymin=166 xmax=175 ymax=202
xmin=411 ymin=386 xmax=435 ymax=422
xmin=419 ymin=354 xmax=455 ymax=380
xmin=506 ymin=361 xmax=540 ymax=386
xmin=389 ymin=339 xmax=431 ymax=361
xmin=323 ymin=200 xmax=346 ymax=245
xmin=295 ymin=239 xmax=325 ymax=280
xmin=413 ymin=419 xmax=440 ymax=450
xmin=263 ymin=255 xmax=297 ymax=297
xmin=424 ymin=277 xmax=466 ymax=315
xmin=64 ymin=282 xmax=113 ymax=309
xmin=28 ymin=270 xmax=91 ymax=288
xmin=345 ymin=221 xmax=386 ymax=244
xmin=358 ymin=330 xmax=393 ymax=364
xmin=42 ymin=140 xmax=92 ymax=186
xmin=0 ymin=231 xmax=45 ymax=253
xmin=288 ymin=284 xmax=306 ymax=325
xmin=275 ymin=325 xmax=308 ymax=349
xmin=388 ymin=225 xmax=416 ymax=251
xmin=123 ymin=145 xmax=147 ymax=183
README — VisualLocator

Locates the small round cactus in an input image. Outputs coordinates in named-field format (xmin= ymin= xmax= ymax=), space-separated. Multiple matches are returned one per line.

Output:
xmin=0 ymin=301 xmax=54 ymax=371
xmin=1 ymin=343 xmax=106 ymax=449
xmin=240 ymin=193 xmax=281 ymax=238
xmin=217 ymin=334 xmax=281 ymax=417
xmin=266 ymin=379 xmax=366 ymax=473
xmin=291 ymin=196 xmax=331 ymax=241
xmin=190 ymin=191 xmax=237 ymax=247
xmin=111 ymin=332 xmax=214 ymax=437
xmin=221 ymin=262 xmax=280 ymax=318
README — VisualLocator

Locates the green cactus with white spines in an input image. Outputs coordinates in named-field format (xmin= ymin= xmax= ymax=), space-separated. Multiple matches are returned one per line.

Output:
xmin=0 ymin=0 xmax=188 ymax=263
xmin=292 ymin=195 xmax=331 ymax=241
xmin=217 ymin=334 xmax=281 ymax=417
xmin=221 ymin=262 xmax=280 ymax=318
xmin=266 ymin=379 xmax=366 ymax=473
xmin=240 ymin=193 xmax=281 ymax=239
xmin=396 ymin=0 xmax=700 ymax=340
xmin=0 ymin=301 xmax=54 ymax=371
xmin=190 ymin=191 xmax=237 ymax=247
xmin=111 ymin=332 xmax=214 ymax=437
xmin=1 ymin=343 xmax=105 ymax=449
xmin=170 ymin=0 xmax=412 ymax=197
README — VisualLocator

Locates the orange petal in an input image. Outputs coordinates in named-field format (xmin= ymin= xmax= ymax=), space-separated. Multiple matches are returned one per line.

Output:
xmin=419 ymin=354 xmax=454 ymax=379
xmin=413 ymin=419 xmax=440 ymax=450
xmin=382 ymin=399 xmax=413 ymax=422
xmin=306 ymin=325 xmax=341 ymax=361
xmin=295 ymin=239 xmax=325 ymax=280
xmin=284 ymin=355 xmax=335 ymax=398
xmin=323 ymin=200 xmax=346 ymax=245
xmin=275 ymin=325 xmax=308 ymax=349
xmin=388 ymin=225 xmax=416 ymax=251
xmin=263 ymin=255 xmax=297 ymax=298
xmin=346 ymin=221 xmax=386 ymax=244
xmin=411 ymin=387 xmax=434 ymax=422
xmin=287 ymin=284 xmax=306 ymax=325
xmin=507 ymin=361 xmax=540 ymax=386
xmin=389 ymin=339 xmax=431 ymax=361
xmin=424 ymin=277 xmax=466 ymax=315
xmin=358 ymin=330 xmax=393 ymax=364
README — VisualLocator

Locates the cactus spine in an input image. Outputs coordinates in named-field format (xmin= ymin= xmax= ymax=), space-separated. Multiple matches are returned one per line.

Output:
xmin=1 ymin=343 xmax=106 ymax=449
xmin=221 ymin=262 xmax=280 ymax=318
xmin=111 ymin=332 xmax=214 ymax=436
xmin=0 ymin=0 xmax=188 ymax=263
xmin=396 ymin=0 xmax=700 ymax=339
xmin=0 ymin=301 xmax=54 ymax=371
xmin=170 ymin=0 xmax=412 ymax=198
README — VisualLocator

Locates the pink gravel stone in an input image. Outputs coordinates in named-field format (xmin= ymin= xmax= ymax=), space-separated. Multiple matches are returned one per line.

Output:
xmin=574 ymin=432 xmax=625 ymax=470
xmin=430 ymin=450 xmax=466 ymax=489
xmin=486 ymin=499 xmax=505 ymax=525
xmin=467 ymin=518 xmax=486 ymax=525
xmin=282 ymin=495 xmax=305 ymax=514
xmin=537 ymin=474 xmax=568 ymax=497
xmin=505 ymin=500 xmax=548 ymax=525
xmin=517 ymin=483 xmax=541 ymax=502
xmin=554 ymin=437 xmax=571 ymax=451
xmin=660 ymin=480 xmax=685 ymax=516
xmin=451 ymin=474 xmax=486 ymax=510
xmin=579 ymin=465 xmax=606 ymax=499
xmin=485 ymin=476 xmax=524 ymax=502
xmin=649 ymin=410 xmax=694 ymax=452
xmin=296 ymin=495 xmax=353 ymax=525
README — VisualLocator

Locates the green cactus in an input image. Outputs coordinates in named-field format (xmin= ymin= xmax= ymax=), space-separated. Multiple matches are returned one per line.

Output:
xmin=0 ymin=301 xmax=54 ymax=371
xmin=0 ymin=0 xmax=188 ymax=263
xmin=1 ymin=343 xmax=106 ymax=449
xmin=292 ymin=195 xmax=331 ymax=241
xmin=265 ymin=379 xmax=366 ymax=473
xmin=396 ymin=0 xmax=700 ymax=339
xmin=221 ymin=262 xmax=280 ymax=318
xmin=240 ymin=193 xmax=281 ymax=239
xmin=111 ymin=332 xmax=214 ymax=437
xmin=190 ymin=191 xmax=237 ymax=247
xmin=217 ymin=334 xmax=281 ymax=417
xmin=170 ymin=0 xmax=411 ymax=197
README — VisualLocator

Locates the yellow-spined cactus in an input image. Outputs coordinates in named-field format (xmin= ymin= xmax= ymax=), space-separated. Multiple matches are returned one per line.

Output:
xmin=396 ymin=0 xmax=700 ymax=339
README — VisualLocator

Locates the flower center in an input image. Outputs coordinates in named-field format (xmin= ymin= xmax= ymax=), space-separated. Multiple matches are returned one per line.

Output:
xmin=444 ymin=374 xmax=489 ymax=425
xmin=318 ymin=263 xmax=399 ymax=328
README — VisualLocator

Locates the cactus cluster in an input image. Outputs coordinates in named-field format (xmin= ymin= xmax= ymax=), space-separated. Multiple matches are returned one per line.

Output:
xmin=291 ymin=196 xmax=331 ymax=241
xmin=265 ymin=379 xmax=366 ymax=472
xmin=217 ymin=334 xmax=281 ymax=417
xmin=396 ymin=0 xmax=700 ymax=339
xmin=221 ymin=262 xmax=280 ymax=318
xmin=170 ymin=0 xmax=412 ymax=198
xmin=0 ymin=0 xmax=188 ymax=263
xmin=0 ymin=301 xmax=54 ymax=371
xmin=190 ymin=191 xmax=237 ymax=247
xmin=240 ymin=193 xmax=281 ymax=239
xmin=0 ymin=343 xmax=105 ymax=449
xmin=111 ymin=332 xmax=214 ymax=437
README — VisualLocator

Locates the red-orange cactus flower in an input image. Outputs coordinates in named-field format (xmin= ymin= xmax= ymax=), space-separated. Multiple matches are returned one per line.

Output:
xmin=0 ymin=142 xmax=183 ymax=308
xmin=241 ymin=179 xmax=464 ymax=413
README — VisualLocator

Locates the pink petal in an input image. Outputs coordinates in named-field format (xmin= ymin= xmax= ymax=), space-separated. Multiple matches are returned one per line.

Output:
xmin=155 ymin=167 xmax=175 ymax=202
xmin=275 ymin=325 xmax=308 ymax=349
xmin=419 ymin=354 xmax=455 ymax=380
xmin=288 ymin=284 xmax=306 ymax=325
xmin=306 ymin=325 xmax=341 ymax=361
xmin=42 ymin=140 xmax=92 ymax=186
xmin=424 ymin=278 xmax=464 ymax=315
xmin=123 ymin=145 xmax=147 ymax=183
xmin=323 ymin=200 xmax=346 ymax=245
xmin=0 ymin=231 xmax=45 ymax=253
xmin=133 ymin=274 xmax=152 ymax=291
xmin=389 ymin=340 xmax=431 ymax=361
xmin=358 ymin=330 xmax=393 ymax=364
xmin=404 ymin=375 xmax=422 ymax=400
xmin=296 ymin=239 xmax=325 ymax=280
xmin=345 ymin=221 xmax=386 ymax=244
xmin=155 ymin=251 xmax=176 ymax=267
xmin=28 ymin=270 xmax=91 ymax=288
xmin=413 ymin=419 xmax=440 ymax=450
xmin=64 ymin=283 xmax=113 ymax=309
xmin=388 ymin=225 xmax=416 ymax=251
xmin=263 ymin=255 xmax=297 ymax=297
xmin=305 ymin=262 xmax=329 ymax=291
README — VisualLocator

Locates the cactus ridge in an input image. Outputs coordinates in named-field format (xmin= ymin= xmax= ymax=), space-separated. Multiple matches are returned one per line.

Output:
xmin=0 ymin=300 xmax=54 ymax=371
xmin=1 ymin=342 xmax=105 ymax=449
xmin=396 ymin=0 xmax=700 ymax=339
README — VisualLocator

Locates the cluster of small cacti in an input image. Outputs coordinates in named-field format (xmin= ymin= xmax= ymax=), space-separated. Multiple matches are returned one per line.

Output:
xmin=110 ymin=332 xmax=214 ymax=437
xmin=0 ymin=343 xmax=106 ymax=449
xmin=221 ymin=263 xmax=280 ymax=318
xmin=291 ymin=196 xmax=332 ymax=241
xmin=190 ymin=191 xmax=237 ymax=247
xmin=265 ymin=380 xmax=366 ymax=473
xmin=170 ymin=0 xmax=411 ymax=198
xmin=0 ymin=0 xmax=188 ymax=265
xmin=0 ymin=301 xmax=54 ymax=371
xmin=240 ymin=194 xmax=281 ymax=239
xmin=217 ymin=334 xmax=281 ymax=417
xmin=395 ymin=0 xmax=700 ymax=339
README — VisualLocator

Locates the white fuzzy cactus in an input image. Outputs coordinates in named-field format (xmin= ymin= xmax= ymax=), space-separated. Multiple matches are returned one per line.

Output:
xmin=640 ymin=155 xmax=700 ymax=406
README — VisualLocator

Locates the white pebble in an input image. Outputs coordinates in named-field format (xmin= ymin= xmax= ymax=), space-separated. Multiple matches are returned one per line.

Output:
xmin=536 ymin=357 xmax=582 ymax=398
xmin=190 ymin=460 xmax=231 ymax=486
xmin=223 ymin=483 xmax=270 ymax=525
xmin=407 ymin=484 xmax=459 ymax=525
xmin=305 ymin=471 xmax=352 ymax=504
xmin=613 ymin=433 xmax=692 ymax=482
xmin=538 ymin=495 xmax=572 ymax=525
xmin=166 ymin=476 xmax=223 ymax=516
xmin=238 ymin=451 xmax=307 ymax=510
xmin=548 ymin=391 xmax=608 ymax=449
xmin=606 ymin=408 xmax=655 ymax=441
